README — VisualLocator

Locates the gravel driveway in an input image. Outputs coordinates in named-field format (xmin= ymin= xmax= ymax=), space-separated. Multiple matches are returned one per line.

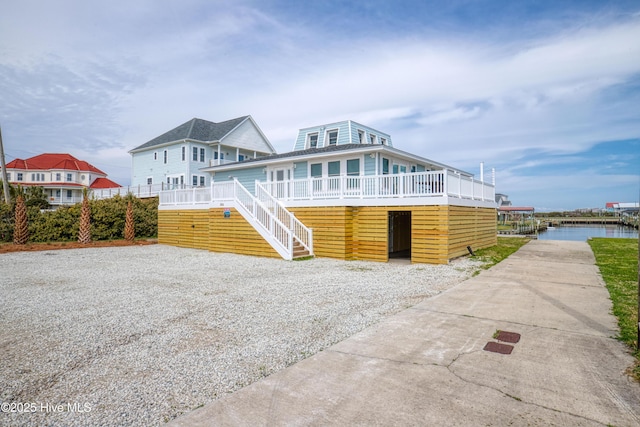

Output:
xmin=0 ymin=245 xmax=481 ymax=426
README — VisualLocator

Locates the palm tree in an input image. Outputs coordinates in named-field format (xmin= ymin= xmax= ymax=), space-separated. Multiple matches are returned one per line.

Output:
xmin=78 ymin=188 xmax=91 ymax=244
xmin=124 ymin=195 xmax=135 ymax=242
xmin=13 ymin=186 xmax=28 ymax=245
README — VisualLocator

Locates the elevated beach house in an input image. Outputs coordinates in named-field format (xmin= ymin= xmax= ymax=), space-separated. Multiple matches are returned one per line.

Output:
xmin=155 ymin=118 xmax=497 ymax=264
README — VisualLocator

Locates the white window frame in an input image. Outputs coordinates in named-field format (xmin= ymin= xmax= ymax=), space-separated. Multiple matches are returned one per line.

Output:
xmin=163 ymin=150 xmax=168 ymax=164
xmin=146 ymin=177 xmax=153 ymax=185
xmin=326 ymin=129 xmax=339 ymax=146
xmin=357 ymin=130 xmax=364 ymax=144
xmin=307 ymin=132 xmax=319 ymax=149
xmin=200 ymin=148 xmax=205 ymax=163
xmin=181 ymin=146 xmax=186 ymax=162
xmin=369 ymin=134 xmax=377 ymax=144
xmin=192 ymin=147 xmax=198 ymax=161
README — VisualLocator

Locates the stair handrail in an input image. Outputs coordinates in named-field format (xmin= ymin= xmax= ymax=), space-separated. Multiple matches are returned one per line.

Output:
xmin=255 ymin=181 xmax=313 ymax=255
xmin=211 ymin=180 xmax=294 ymax=260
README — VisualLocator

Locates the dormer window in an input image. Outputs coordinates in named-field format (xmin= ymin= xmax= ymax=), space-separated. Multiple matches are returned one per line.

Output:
xmin=357 ymin=130 xmax=364 ymax=144
xmin=380 ymin=137 xmax=387 ymax=145
xmin=327 ymin=130 xmax=338 ymax=145
xmin=369 ymin=134 xmax=377 ymax=144
xmin=307 ymin=133 xmax=318 ymax=148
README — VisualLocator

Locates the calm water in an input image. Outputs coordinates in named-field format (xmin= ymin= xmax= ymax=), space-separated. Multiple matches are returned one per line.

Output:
xmin=537 ymin=225 xmax=638 ymax=241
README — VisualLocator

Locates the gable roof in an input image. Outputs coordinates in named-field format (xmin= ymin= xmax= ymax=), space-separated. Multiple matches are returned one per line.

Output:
xmin=5 ymin=153 xmax=106 ymax=175
xmin=129 ymin=116 xmax=250 ymax=152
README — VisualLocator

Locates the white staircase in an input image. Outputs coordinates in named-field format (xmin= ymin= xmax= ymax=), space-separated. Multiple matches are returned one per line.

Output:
xmin=211 ymin=179 xmax=313 ymax=260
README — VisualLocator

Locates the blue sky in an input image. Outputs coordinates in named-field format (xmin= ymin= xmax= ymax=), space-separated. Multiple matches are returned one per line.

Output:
xmin=1 ymin=0 xmax=639 ymax=211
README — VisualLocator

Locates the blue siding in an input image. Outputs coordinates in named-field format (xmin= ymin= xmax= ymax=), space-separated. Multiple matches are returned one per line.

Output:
xmin=292 ymin=120 xmax=393 ymax=151
xmin=364 ymin=155 xmax=376 ymax=175
xmin=217 ymin=166 xmax=265 ymax=194
xmin=294 ymin=161 xmax=308 ymax=179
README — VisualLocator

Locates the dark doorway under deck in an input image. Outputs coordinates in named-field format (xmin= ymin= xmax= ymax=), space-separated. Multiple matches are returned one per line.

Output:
xmin=388 ymin=211 xmax=412 ymax=260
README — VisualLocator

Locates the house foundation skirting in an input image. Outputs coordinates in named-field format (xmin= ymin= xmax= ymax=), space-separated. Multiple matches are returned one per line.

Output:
xmin=158 ymin=205 xmax=496 ymax=264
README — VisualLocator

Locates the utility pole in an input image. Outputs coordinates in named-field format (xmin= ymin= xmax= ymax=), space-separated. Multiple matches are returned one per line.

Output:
xmin=0 ymin=125 xmax=11 ymax=204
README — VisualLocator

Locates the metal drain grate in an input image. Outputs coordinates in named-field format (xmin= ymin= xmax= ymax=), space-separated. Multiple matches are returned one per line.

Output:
xmin=495 ymin=331 xmax=521 ymax=343
xmin=483 ymin=341 xmax=514 ymax=354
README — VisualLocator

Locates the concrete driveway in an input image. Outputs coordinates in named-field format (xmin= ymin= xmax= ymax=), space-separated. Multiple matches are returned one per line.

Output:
xmin=169 ymin=240 xmax=640 ymax=426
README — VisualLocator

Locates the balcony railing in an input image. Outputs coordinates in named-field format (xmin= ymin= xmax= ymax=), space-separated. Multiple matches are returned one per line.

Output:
xmin=91 ymin=183 xmax=193 ymax=200
xmin=159 ymin=170 xmax=495 ymax=206
xmin=260 ymin=170 xmax=495 ymax=202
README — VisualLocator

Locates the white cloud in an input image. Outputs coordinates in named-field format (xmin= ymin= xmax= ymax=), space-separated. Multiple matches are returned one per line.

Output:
xmin=1 ymin=1 xmax=639 ymax=209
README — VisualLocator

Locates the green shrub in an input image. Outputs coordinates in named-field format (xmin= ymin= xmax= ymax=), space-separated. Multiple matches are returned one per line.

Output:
xmin=0 ymin=195 xmax=158 ymax=243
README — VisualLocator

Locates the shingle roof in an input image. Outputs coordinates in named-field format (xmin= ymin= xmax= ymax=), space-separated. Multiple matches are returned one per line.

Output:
xmin=5 ymin=153 xmax=106 ymax=175
xmin=130 ymin=116 xmax=249 ymax=151
xmin=220 ymin=143 xmax=376 ymax=166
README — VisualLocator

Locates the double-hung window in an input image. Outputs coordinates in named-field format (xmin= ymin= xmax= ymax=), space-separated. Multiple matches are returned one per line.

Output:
xmin=163 ymin=150 xmax=168 ymax=164
xmin=308 ymin=133 xmax=318 ymax=148
xmin=327 ymin=130 xmax=338 ymax=145
xmin=193 ymin=147 xmax=198 ymax=161
xmin=200 ymin=148 xmax=205 ymax=162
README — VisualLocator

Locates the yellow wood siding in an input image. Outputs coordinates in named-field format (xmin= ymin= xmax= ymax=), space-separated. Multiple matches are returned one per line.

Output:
xmin=288 ymin=207 xmax=353 ymax=259
xmin=351 ymin=207 xmax=388 ymax=262
xmin=208 ymin=208 xmax=280 ymax=258
xmin=158 ymin=210 xmax=210 ymax=249
xmin=447 ymin=206 xmax=497 ymax=260
xmin=158 ymin=204 xmax=497 ymax=265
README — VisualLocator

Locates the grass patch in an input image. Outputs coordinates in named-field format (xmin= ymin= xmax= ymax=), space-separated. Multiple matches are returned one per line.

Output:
xmin=471 ymin=237 xmax=531 ymax=271
xmin=588 ymin=237 xmax=639 ymax=380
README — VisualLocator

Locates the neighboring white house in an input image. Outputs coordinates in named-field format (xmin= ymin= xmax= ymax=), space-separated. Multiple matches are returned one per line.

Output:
xmin=128 ymin=116 xmax=276 ymax=190
xmin=2 ymin=153 xmax=121 ymax=206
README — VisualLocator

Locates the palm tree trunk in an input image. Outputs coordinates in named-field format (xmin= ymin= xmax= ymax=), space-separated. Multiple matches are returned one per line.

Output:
xmin=13 ymin=194 xmax=28 ymax=245
xmin=78 ymin=191 xmax=91 ymax=244
xmin=125 ymin=199 xmax=135 ymax=242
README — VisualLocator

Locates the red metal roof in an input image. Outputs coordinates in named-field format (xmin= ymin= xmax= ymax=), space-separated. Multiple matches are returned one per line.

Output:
xmin=90 ymin=177 xmax=121 ymax=189
xmin=5 ymin=153 xmax=106 ymax=175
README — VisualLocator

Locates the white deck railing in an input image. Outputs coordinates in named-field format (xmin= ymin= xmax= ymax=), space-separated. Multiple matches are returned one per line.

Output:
xmin=259 ymin=170 xmax=494 ymax=202
xmin=255 ymin=182 xmax=313 ymax=255
xmin=91 ymin=183 xmax=190 ymax=200
xmin=159 ymin=170 xmax=495 ymax=206
xmin=161 ymin=179 xmax=310 ymax=260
